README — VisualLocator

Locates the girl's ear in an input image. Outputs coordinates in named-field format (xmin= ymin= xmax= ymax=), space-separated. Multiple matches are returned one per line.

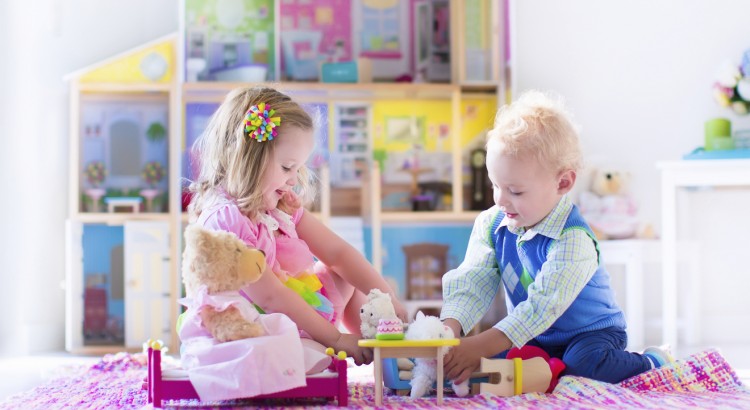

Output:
xmin=557 ymin=170 xmax=576 ymax=194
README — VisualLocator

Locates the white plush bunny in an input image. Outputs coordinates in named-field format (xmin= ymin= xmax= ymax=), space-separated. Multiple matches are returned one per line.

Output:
xmin=405 ymin=311 xmax=470 ymax=398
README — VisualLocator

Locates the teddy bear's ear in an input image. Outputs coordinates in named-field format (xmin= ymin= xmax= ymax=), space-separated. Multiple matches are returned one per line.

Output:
xmin=416 ymin=311 xmax=425 ymax=320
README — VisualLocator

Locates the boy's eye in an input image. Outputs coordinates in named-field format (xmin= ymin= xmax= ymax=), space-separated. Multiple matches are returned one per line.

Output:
xmin=509 ymin=190 xmax=522 ymax=196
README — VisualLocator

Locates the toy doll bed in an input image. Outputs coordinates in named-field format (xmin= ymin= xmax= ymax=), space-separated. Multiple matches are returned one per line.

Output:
xmin=145 ymin=342 xmax=348 ymax=408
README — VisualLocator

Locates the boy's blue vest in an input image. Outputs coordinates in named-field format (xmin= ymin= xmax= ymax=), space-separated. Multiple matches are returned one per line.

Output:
xmin=491 ymin=205 xmax=626 ymax=345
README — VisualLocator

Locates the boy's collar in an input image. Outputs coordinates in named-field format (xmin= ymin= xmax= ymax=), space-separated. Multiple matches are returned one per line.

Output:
xmin=496 ymin=195 xmax=573 ymax=241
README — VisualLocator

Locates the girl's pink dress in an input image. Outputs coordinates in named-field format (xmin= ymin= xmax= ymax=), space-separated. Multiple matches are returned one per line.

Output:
xmin=178 ymin=287 xmax=307 ymax=401
xmin=197 ymin=196 xmax=345 ymax=326
xmin=177 ymin=195 xmax=342 ymax=401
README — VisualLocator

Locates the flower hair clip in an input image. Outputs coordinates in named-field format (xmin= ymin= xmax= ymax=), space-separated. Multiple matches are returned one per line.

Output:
xmin=244 ymin=102 xmax=281 ymax=142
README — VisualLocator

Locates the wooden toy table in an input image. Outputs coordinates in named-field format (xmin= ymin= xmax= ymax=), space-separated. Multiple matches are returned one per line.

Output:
xmin=358 ymin=338 xmax=459 ymax=406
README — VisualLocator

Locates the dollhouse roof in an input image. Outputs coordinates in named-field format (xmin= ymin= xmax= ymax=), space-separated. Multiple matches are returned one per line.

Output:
xmin=64 ymin=32 xmax=177 ymax=83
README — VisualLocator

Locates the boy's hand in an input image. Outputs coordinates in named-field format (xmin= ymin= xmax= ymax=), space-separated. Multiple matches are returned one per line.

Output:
xmin=334 ymin=333 xmax=373 ymax=365
xmin=444 ymin=335 xmax=485 ymax=384
xmin=444 ymin=328 xmax=511 ymax=384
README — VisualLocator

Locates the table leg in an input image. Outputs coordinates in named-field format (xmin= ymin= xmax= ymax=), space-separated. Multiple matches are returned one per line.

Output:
xmin=374 ymin=347 xmax=383 ymax=406
xmin=661 ymin=173 xmax=678 ymax=348
xmin=436 ymin=347 xmax=444 ymax=405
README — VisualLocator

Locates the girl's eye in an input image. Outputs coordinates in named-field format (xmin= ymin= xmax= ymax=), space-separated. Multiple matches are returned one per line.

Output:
xmin=510 ymin=190 xmax=522 ymax=196
xmin=282 ymin=166 xmax=292 ymax=172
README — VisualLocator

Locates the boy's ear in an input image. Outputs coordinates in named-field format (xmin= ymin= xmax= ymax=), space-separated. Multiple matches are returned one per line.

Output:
xmin=557 ymin=170 xmax=576 ymax=194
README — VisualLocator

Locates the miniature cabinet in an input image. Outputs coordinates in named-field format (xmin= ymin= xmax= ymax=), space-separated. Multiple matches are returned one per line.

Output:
xmin=331 ymin=103 xmax=371 ymax=187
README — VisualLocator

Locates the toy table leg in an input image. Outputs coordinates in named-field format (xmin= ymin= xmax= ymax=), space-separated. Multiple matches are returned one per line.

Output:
xmin=371 ymin=345 xmax=446 ymax=406
xmin=374 ymin=347 xmax=383 ymax=406
xmin=436 ymin=347 xmax=444 ymax=403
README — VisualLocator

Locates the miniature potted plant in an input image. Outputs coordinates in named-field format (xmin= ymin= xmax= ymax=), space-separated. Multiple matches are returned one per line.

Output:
xmin=146 ymin=122 xmax=167 ymax=143
xmin=83 ymin=161 xmax=107 ymax=212
xmin=141 ymin=161 xmax=166 ymax=212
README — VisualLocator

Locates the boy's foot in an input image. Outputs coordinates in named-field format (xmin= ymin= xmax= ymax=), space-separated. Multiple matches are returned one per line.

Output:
xmin=643 ymin=345 xmax=676 ymax=368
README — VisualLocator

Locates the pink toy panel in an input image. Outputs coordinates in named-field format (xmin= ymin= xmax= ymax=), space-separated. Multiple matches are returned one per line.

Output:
xmin=280 ymin=0 xmax=352 ymax=80
xmin=145 ymin=346 xmax=348 ymax=408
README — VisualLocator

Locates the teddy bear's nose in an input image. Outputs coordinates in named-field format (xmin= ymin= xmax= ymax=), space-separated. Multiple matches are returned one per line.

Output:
xmin=605 ymin=173 xmax=613 ymax=180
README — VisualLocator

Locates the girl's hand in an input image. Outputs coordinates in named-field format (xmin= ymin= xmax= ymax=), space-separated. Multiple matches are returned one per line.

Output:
xmin=278 ymin=190 xmax=302 ymax=214
xmin=334 ymin=333 xmax=372 ymax=365
xmin=390 ymin=296 xmax=408 ymax=323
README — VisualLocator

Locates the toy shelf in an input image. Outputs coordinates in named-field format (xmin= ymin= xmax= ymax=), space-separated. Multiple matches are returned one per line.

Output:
xmin=75 ymin=213 xmax=172 ymax=224
xmin=378 ymin=211 xmax=481 ymax=223
xmin=76 ymin=83 xmax=174 ymax=93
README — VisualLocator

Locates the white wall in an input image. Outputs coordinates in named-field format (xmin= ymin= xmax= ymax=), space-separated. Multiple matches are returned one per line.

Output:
xmin=0 ymin=0 xmax=178 ymax=356
xmin=512 ymin=0 xmax=750 ymax=346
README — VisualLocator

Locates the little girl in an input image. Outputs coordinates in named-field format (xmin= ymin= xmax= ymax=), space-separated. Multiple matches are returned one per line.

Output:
xmin=187 ymin=86 xmax=407 ymax=365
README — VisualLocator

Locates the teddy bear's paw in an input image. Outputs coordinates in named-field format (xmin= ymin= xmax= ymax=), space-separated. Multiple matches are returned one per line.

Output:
xmin=236 ymin=322 xmax=265 ymax=338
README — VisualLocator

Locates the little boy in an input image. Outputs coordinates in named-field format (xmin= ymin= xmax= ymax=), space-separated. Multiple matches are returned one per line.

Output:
xmin=440 ymin=90 xmax=672 ymax=385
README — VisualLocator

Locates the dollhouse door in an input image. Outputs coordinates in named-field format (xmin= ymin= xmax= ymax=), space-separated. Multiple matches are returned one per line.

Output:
xmin=123 ymin=221 xmax=171 ymax=348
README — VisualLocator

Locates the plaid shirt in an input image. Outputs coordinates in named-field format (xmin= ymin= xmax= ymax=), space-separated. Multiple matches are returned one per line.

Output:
xmin=440 ymin=195 xmax=599 ymax=347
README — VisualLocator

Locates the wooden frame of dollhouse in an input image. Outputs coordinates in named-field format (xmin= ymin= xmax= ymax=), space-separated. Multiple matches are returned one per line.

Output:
xmin=64 ymin=0 xmax=508 ymax=354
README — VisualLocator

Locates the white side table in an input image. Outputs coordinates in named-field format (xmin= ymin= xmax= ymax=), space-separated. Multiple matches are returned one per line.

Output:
xmin=658 ymin=158 xmax=750 ymax=349
xmin=598 ymin=239 xmax=660 ymax=350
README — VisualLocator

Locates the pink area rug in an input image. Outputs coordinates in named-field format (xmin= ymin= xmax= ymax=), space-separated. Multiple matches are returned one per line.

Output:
xmin=0 ymin=349 xmax=748 ymax=409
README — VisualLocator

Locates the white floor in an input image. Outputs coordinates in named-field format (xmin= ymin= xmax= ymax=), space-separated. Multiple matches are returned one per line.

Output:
xmin=0 ymin=345 xmax=748 ymax=403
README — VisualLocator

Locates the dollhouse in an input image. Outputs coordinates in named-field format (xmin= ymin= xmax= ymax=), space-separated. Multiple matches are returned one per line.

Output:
xmin=65 ymin=0 xmax=508 ymax=352
xmin=65 ymin=33 xmax=180 ymax=353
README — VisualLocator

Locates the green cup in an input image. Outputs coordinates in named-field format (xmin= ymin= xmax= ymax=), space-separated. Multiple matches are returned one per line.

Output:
xmin=708 ymin=135 xmax=735 ymax=150
xmin=705 ymin=118 xmax=732 ymax=151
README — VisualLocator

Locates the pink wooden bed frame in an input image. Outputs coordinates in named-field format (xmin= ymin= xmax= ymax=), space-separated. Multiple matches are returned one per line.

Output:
xmin=145 ymin=344 xmax=348 ymax=408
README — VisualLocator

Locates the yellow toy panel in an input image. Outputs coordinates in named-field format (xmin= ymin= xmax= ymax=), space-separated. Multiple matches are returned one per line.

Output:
xmin=80 ymin=40 xmax=174 ymax=84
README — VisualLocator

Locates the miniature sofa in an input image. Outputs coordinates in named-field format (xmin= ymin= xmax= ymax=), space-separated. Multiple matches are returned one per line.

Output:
xmin=145 ymin=342 xmax=348 ymax=408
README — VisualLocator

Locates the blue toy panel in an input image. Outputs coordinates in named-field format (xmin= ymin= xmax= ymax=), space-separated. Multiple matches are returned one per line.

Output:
xmin=82 ymin=224 xmax=125 ymax=344
xmin=183 ymin=102 xmax=220 ymax=182
xmin=363 ymin=222 xmax=472 ymax=296
xmin=683 ymin=147 xmax=750 ymax=160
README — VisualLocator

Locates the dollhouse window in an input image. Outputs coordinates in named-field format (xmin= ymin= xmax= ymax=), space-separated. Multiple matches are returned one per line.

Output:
xmin=109 ymin=120 xmax=142 ymax=180
xmin=360 ymin=2 xmax=401 ymax=59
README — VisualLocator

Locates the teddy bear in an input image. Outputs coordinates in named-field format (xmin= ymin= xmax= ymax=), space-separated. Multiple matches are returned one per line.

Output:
xmin=578 ymin=168 xmax=640 ymax=240
xmin=405 ymin=311 xmax=470 ymax=398
xmin=181 ymin=224 xmax=268 ymax=342
xmin=360 ymin=288 xmax=399 ymax=339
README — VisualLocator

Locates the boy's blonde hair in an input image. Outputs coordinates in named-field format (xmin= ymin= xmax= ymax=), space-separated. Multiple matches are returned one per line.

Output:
xmin=188 ymin=86 xmax=316 ymax=220
xmin=487 ymin=90 xmax=582 ymax=173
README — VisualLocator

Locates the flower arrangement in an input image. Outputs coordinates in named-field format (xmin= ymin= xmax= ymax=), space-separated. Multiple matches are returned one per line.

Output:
xmin=142 ymin=161 xmax=166 ymax=188
xmin=84 ymin=161 xmax=106 ymax=188
xmin=713 ymin=48 xmax=750 ymax=115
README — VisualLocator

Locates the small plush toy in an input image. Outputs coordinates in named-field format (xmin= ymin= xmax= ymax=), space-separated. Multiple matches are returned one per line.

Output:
xmin=406 ymin=312 xmax=470 ymax=398
xmin=479 ymin=345 xmax=566 ymax=396
xmin=360 ymin=289 xmax=398 ymax=339
xmin=578 ymin=168 xmax=639 ymax=240
xmin=181 ymin=224 xmax=268 ymax=342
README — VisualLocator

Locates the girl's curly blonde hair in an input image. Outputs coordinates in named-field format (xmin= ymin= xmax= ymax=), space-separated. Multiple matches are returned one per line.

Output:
xmin=188 ymin=86 xmax=317 ymax=221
